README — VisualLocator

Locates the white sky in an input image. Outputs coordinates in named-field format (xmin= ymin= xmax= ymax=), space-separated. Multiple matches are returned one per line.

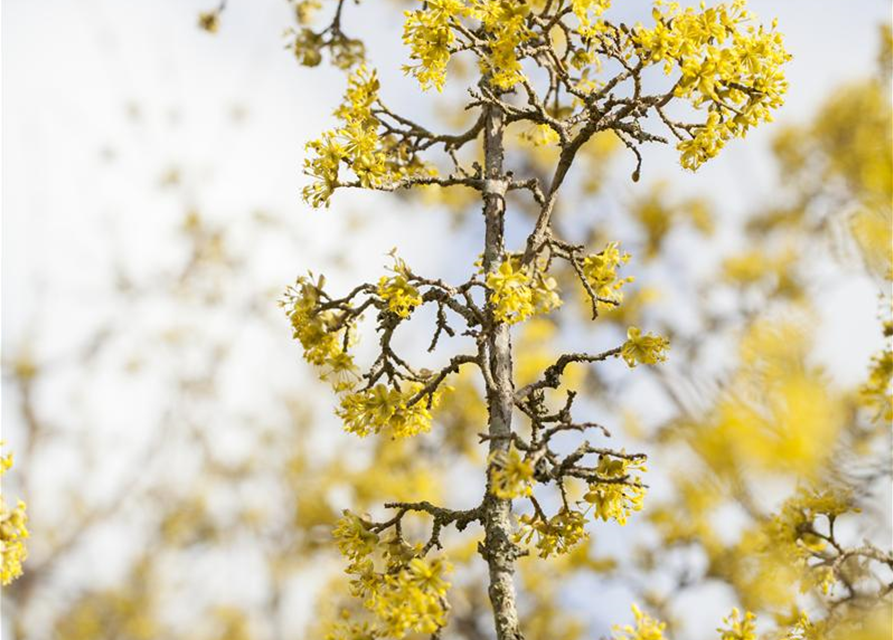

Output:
xmin=3 ymin=0 xmax=889 ymax=373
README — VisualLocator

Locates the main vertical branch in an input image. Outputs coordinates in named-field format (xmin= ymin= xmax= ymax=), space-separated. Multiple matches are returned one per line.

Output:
xmin=480 ymin=98 xmax=523 ymax=640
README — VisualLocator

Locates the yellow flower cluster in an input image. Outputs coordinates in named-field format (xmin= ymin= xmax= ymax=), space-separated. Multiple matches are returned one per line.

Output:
xmin=771 ymin=489 xmax=852 ymax=556
xmin=304 ymin=66 xmax=383 ymax=206
xmin=486 ymin=258 xmax=561 ymax=325
xmin=284 ymin=276 xmax=359 ymax=391
xmin=581 ymin=242 xmax=633 ymax=310
xmin=621 ymin=326 xmax=670 ymax=368
xmin=612 ymin=605 xmax=667 ymax=640
xmin=289 ymin=0 xmax=365 ymax=71
xmin=571 ymin=0 xmax=613 ymax=39
xmin=512 ymin=452 xmax=649 ymax=557
xmin=1 ymin=448 xmax=29 ymax=585
xmin=633 ymin=0 xmax=791 ymax=170
xmin=332 ymin=511 xmax=453 ymax=639
xmin=377 ymin=265 xmax=422 ymax=319
xmin=402 ymin=0 xmax=471 ymax=92
xmin=720 ymin=488 xmax=854 ymax=604
xmin=324 ymin=619 xmax=377 ymax=640
xmin=303 ymin=66 xmax=432 ymax=207
xmin=338 ymin=383 xmax=443 ymax=439
xmin=286 ymin=260 xmax=445 ymax=440
xmin=334 ymin=510 xmax=381 ymax=560
xmin=583 ymin=454 xmax=647 ymax=525
xmin=516 ymin=508 xmax=588 ymax=558
xmin=402 ymin=0 xmax=532 ymax=92
xmin=718 ymin=609 xmax=758 ymax=640
xmin=475 ymin=0 xmax=533 ymax=90
xmin=519 ymin=123 xmax=561 ymax=147
xmin=489 ymin=446 xmax=535 ymax=499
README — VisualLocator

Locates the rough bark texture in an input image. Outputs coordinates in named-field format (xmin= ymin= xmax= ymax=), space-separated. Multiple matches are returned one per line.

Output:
xmin=480 ymin=100 xmax=524 ymax=640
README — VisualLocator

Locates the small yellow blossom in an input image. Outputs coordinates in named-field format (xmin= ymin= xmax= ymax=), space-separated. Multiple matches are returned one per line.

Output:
xmin=581 ymin=242 xmax=634 ymax=310
xmin=402 ymin=0 xmax=470 ymax=91
xmin=283 ymin=276 xmax=359 ymax=390
xmin=572 ymin=0 xmax=613 ymax=38
xmin=489 ymin=446 xmax=535 ymax=499
xmin=377 ymin=262 xmax=422 ymax=319
xmin=633 ymin=0 xmax=791 ymax=170
xmin=333 ymin=511 xmax=379 ymax=561
xmin=337 ymin=383 xmax=442 ymax=439
xmin=1 ymin=450 xmax=12 ymax=475
xmin=515 ymin=508 xmax=588 ymax=558
xmin=474 ymin=0 xmax=533 ymax=90
xmin=486 ymin=258 xmax=562 ymax=325
xmin=520 ymin=123 xmax=560 ymax=147
xmin=0 ymin=447 xmax=28 ymax=586
xmin=303 ymin=66 xmax=431 ymax=207
xmin=621 ymin=327 xmax=670 ymax=368
xmin=583 ymin=454 xmax=647 ymax=525
xmin=487 ymin=259 xmax=535 ymax=324
xmin=332 ymin=512 xmax=454 ymax=639
xmin=612 ymin=604 xmax=667 ymax=640
xmin=718 ymin=609 xmax=758 ymax=640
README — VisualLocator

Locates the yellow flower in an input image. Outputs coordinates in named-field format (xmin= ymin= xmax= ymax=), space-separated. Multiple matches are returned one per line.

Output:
xmin=337 ymin=383 xmax=442 ymax=439
xmin=0 ymin=450 xmax=12 ymax=475
xmin=572 ymin=0 xmax=612 ymax=38
xmin=333 ymin=511 xmax=379 ymax=562
xmin=407 ymin=557 xmax=451 ymax=597
xmin=332 ymin=517 xmax=454 ymax=640
xmin=0 ymin=447 xmax=28 ymax=585
xmin=581 ymin=242 xmax=633 ymax=309
xmin=377 ymin=265 xmax=422 ymax=319
xmin=0 ymin=498 xmax=29 ymax=586
xmin=718 ymin=609 xmax=758 ymax=640
xmin=489 ymin=446 xmax=535 ymax=499
xmin=474 ymin=0 xmax=533 ymax=90
xmin=283 ymin=276 xmax=359 ymax=390
xmin=621 ymin=326 xmax=670 ymax=368
xmin=303 ymin=66 xmax=432 ymax=207
xmin=515 ymin=508 xmax=588 ymax=558
xmin=486 ymin=258 xmax=561 ymax=325
xmin=402 ymin=0 xmax=470 ymax=91
xmin=612 ymin=604 xmax=666 ymax=640
xmin=583 ymin=455 xmax=647 ymax=525
xmin=487 ymin=259 xmax=535 ymax=324
xmin=633 ymin=0 xmax=791 ymax=170
xmin=520 ymin=123 xmax=560 ymax=147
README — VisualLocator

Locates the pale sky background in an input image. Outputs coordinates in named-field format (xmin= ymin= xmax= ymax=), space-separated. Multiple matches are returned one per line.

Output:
xmin=2 ymin=1 xmax=891 ymax=638
xmin=4 ymin=0 xmax=889 ymax=378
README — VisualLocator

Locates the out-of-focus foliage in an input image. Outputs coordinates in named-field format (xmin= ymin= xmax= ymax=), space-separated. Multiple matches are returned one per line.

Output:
xmin=1 ymin=447 xmax=29 ymax=586
xmin=618 ymin=25 xmax=893 ymax=640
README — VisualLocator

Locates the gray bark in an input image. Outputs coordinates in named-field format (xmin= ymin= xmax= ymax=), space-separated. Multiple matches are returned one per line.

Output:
xmin=480 ymin=100 xmax=524 ymax=640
